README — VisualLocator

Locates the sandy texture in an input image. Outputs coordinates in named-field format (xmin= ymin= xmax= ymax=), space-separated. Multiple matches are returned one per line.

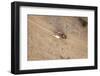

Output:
xmin=28 ymin=15 xmax=88 ymax=61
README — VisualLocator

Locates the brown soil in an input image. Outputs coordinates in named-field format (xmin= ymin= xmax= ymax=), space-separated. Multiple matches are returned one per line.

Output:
xmin=27 ymin=15 xmax=88 ymax=61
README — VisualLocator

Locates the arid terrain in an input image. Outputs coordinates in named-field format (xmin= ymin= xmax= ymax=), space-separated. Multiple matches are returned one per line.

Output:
xmin=27 ymin=15 xmax=88 ymax=61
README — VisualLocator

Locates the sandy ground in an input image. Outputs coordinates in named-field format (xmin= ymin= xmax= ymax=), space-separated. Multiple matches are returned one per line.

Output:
xmin=27 ymin=15 xmax=88 ymax=61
